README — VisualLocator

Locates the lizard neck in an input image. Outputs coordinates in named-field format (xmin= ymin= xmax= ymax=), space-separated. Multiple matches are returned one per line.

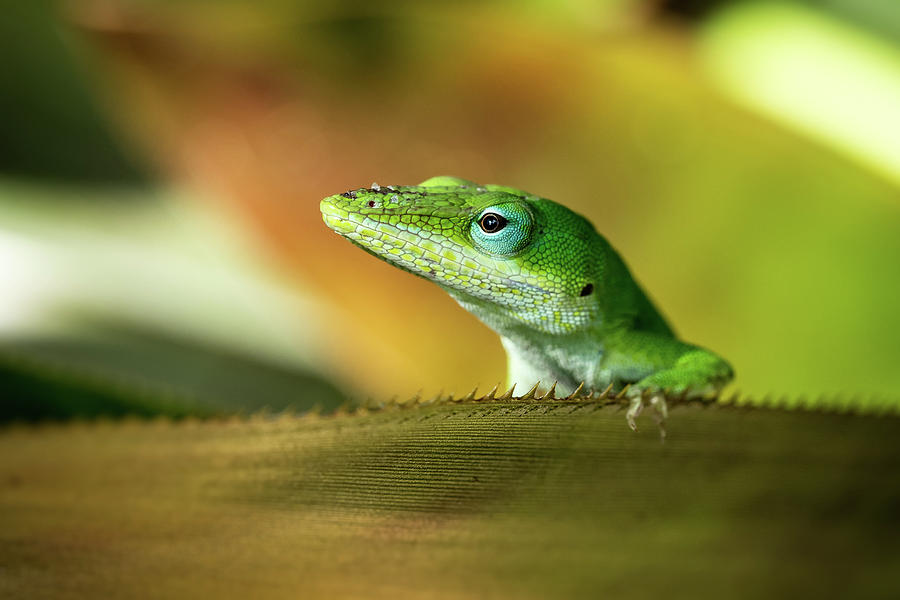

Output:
xmin=444 ymin=288 xmax=606 ymax=395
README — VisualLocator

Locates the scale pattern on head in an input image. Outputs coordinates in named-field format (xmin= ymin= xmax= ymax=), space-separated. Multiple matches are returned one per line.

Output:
xmin=321 ymin=176 xmax=607 ymax=333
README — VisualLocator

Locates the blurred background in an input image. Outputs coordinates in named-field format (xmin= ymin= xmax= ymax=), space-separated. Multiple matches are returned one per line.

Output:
xmin=1 ymin=0 xmax=898 ymax=420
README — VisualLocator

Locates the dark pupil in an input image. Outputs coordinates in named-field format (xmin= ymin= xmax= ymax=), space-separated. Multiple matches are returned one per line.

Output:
xmin=480 ymin=213 xmax=506 ymax=233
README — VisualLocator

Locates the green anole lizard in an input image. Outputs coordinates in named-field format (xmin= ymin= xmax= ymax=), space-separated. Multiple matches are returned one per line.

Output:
xmin=321 ymin=176 xmax=733 ymax=430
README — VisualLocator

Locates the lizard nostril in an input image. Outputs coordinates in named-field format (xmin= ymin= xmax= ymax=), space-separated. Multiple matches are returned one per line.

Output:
xmin=367 ymin=201 xmax=376 ymax=208
xmin=579 ymin=284 xmax=594 ymax=297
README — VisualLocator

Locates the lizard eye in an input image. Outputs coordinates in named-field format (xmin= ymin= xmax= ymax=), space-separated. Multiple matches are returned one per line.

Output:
xmin=470 ymin=203 xmax=533 ymax=256
xmin=479 ymin=213 xmax=507 ymax=234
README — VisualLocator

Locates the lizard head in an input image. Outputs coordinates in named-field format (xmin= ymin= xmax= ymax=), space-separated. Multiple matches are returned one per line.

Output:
xmin=321 ymin=176 xmax=606 ymax=334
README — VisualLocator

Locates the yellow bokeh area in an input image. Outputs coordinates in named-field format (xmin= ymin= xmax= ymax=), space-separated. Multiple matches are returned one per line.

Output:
xmin=1 ymin=0 xmax=899 ymax=417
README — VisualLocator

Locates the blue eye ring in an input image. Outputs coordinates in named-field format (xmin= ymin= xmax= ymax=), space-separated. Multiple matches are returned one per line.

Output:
xmin=470 ymin=203 xmax=533 ymax=257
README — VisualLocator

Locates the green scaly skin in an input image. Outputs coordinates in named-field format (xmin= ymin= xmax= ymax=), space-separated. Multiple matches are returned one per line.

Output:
xmin=321 ymin=176 xmax=733 ymax=430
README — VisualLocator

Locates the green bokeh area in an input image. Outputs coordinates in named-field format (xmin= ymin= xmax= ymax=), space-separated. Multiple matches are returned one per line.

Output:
xmin=0 ymin=1 xmax=145 ymax=184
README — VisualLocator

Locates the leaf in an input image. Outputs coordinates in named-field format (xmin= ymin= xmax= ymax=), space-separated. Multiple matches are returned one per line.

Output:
xmin=0 ymin=320 xmax=345 ymax=422
xmin=1 ymin=399 xmax=898 ymax=598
